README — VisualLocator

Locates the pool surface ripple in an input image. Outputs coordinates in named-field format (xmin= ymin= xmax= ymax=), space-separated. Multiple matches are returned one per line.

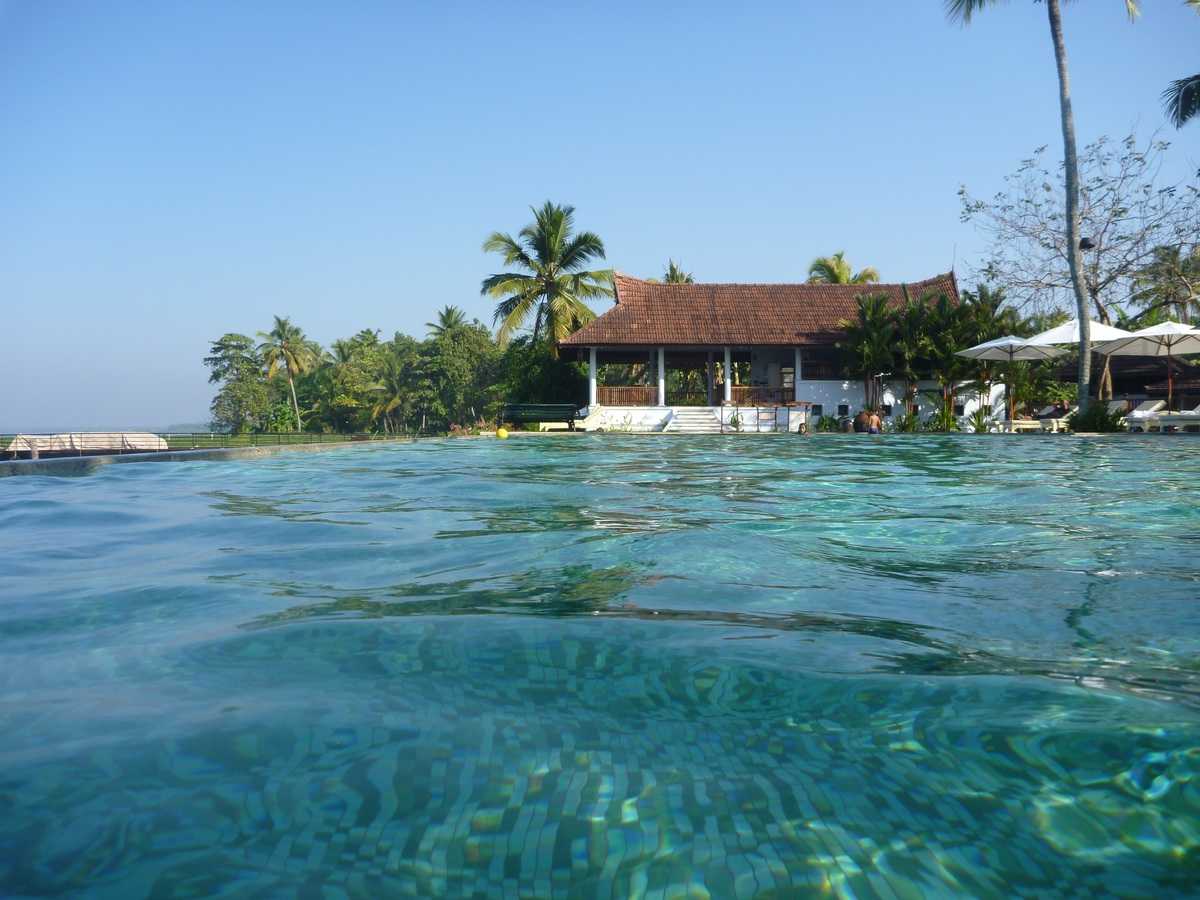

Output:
xmin=1 ymin=435 xmax=1198 ymax=897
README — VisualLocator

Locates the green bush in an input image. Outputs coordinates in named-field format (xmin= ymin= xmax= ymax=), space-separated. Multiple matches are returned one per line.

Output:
xmin=1068 ymin=403 xmax=1126 ymax=433
xmin=923 ymin=406 xmax=960 ymax=432
xmin=967 ymin=408 xmax=991 ymax=434
xmin=892 ymin=411 xmax=920 ymax=433
xmin=815 ymin=415 xmax=840 ymax=433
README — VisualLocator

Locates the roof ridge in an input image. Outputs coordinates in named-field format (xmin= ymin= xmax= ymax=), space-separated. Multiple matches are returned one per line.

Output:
xmin=611 ymin=272 xmax=955 ymax=289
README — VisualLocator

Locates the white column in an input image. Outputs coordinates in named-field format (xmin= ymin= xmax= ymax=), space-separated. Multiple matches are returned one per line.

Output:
xmin=723 ymin=347 xmax=732 ymax=403
xmin=706 ymin=352 xmax=714 ymax=406
xmin=793 ymin=347 xmax=803 ymax=402
xmin=657 ymin=347 xmax=666 ymax=407
xmin=588 ymin=347 xmax=598 ymax=407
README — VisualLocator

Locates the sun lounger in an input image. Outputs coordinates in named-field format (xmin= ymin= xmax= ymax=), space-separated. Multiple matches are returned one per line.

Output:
xmin=1001 ymin=419 xmax=1044 ymax=433
xmin=1040 ymin=407 xmax=1078 ymax=433
xmin=1143 ymin=402 xmax=1200 ymax=433
xmin=1124 ymin=400 xmax=1167 ymax=432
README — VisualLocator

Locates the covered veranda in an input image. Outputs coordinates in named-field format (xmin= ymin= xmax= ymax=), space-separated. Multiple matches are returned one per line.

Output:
xmin=584 ymin=345 xmax=809 ymax=408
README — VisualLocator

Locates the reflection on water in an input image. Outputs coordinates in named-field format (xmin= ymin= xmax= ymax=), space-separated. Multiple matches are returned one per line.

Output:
xmin=0 ymin=435 xmax=1198 ymax=897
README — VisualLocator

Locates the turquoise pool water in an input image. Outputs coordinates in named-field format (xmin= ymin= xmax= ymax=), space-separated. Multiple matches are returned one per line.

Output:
xmin=1 ymin=435 xmax=1198 ymax=897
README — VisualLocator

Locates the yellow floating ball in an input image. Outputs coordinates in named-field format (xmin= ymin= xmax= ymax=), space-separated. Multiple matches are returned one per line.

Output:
xmin=496 ymin=427 xmax=509 ymax=440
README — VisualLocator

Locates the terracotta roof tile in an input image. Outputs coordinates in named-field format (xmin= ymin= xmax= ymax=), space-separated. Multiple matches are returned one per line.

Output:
xmin=561 ymin=272 xmax=959 ymax=347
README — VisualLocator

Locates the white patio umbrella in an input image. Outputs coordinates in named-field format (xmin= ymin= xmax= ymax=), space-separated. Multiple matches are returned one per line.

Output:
xmin=1025 ymin=318 xmax=1132 ymax=346
xmin=1093 ymin=321 xmax=1200 ymax=411
xmin=956 ymin=336 xmax=1067 ymax=420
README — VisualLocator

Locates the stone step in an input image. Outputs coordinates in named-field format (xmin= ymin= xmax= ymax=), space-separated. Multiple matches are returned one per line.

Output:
xmin=665 ymin=409 xmax=722 ymax=433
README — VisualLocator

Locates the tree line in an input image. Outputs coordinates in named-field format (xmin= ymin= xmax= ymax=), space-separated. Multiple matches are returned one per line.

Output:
xmin=839 ymin=285 xmax=1071 ymax=431
xmin=205 ymin=154 xmax=1195 ymax=434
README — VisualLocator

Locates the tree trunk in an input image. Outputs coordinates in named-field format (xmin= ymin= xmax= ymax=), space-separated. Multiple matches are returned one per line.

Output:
xmin=1046 ymin=0 xmax=1092 ymax=411
xmin=287 ymin=371 xmax=302 ymax=432
xmin=1099 ymin=357 xmax=1113 ymax=401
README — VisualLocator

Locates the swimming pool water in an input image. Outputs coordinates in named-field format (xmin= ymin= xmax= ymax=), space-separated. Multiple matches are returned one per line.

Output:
xmin=1 ymin=435 xmax=1198 ymax=897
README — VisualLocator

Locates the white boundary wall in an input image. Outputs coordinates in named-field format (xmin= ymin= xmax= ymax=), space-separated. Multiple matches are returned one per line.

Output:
xmin=580 ymin=380 xmax=1008 ymax=433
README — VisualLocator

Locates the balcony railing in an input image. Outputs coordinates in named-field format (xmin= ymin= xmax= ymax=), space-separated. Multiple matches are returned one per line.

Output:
xmin=730 ymin=386 xmax=792 ymax=405
xmin=597 ymin=385 xmax=658 ymax=406
xmin=595 ymin=385 xmax=802 ymax=407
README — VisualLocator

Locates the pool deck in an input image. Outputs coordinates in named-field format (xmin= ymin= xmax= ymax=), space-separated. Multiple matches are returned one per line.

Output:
xmin=0 ymin=438 xmax=414 ymax=478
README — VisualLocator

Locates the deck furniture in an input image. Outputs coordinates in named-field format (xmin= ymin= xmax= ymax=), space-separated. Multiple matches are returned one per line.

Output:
xmin=1124 ymin=400 xmax=1167 ymax=432
xmin=1142 ymin=402 xmax=1200 ymax=433
xmin=1039 ymin=407 xmax=1078 ymax=433
xmin=1000 ymin=419 xmax=1045 ymax=433
xmin=499 ymin=404 xmax=578 ymax=431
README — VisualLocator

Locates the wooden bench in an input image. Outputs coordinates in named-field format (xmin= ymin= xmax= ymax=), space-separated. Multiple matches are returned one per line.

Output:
xmin=500 ymin=404 xmax=578 ymax=431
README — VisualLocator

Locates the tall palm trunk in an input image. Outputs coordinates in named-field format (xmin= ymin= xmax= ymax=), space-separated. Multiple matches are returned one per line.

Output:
xmin=1046 ymin=0 xmax=1092 ymax=411
xmin=287 ymin=370 xmax=302 ymax=431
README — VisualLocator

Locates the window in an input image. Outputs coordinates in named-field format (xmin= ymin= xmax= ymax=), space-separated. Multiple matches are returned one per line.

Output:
xmin=910 ymin=404 xmax=920 ymax=416
xmin=953 ymin=403 xmax=965 ymax=417
xmin=811 ymin=404 xmax=823 ymax=418
xmin=837 ymin=404 xmax=850 ymax=417
xmin=781 ymin=367 xmax=795 ymax=390
xmin=881 ymin=404 xmax=893 ymax=416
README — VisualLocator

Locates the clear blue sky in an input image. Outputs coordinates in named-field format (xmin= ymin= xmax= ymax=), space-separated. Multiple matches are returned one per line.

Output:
xmin=2 ymin=0 xmax=1196 ymax=429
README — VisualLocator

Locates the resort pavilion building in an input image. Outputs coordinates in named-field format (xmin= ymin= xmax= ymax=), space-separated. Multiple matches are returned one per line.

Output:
xmin=559 ymin=271 xmax=987 ymax=432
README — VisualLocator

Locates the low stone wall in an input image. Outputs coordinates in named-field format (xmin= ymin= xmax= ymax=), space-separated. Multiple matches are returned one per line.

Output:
xmin=0 ymin=439 xmax=412 ymax=478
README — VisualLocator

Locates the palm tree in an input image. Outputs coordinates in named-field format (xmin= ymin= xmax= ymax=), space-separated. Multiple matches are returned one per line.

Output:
xmin=838 ymin=293 xmax=895 ymax=409
xmin=427 ymin=305 xmax=468 ymax=338
xmin=371 ymin=356 xmax=410 ymax=433
xmin=1164 ymin=74 xmax=1200 ymax=128
xmin=481 ymin=202 xmax=612 ymax=352
xmin=946 ymin=1 xmax=1145 ymax=411
xmin=663 ymin=259 xmax=695 ymax=284
xmin=258 ymin=315 xmax=320 ymax=431
xmin=1132 ymin=245 xmax=1200 ymax=322
xmin=892 ymin=289 xmax=930 ymax=411
xmin=807 ymin=251 xmax=880 ymax=285
xmin=921 ymin=292 xmax=974 ymax=425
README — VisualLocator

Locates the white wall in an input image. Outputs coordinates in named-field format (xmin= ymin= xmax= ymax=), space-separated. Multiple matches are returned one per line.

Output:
xmin=582 ymin=406 xmax=671 ymax=432
xmin=718 ymin=406 xmax=808 ymax=433
xmin=796 ymin=380 xmax=1006 ymax=428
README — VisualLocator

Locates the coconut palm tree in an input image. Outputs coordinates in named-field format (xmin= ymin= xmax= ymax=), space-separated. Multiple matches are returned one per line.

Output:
xmin=946 ymin=1 xmax=1145 ymax=410
xmin=1164 ymin=73 xmax=1200 ymax=127
xmin=258 ymin=315 xmax=320 ymax=431
xmin=481 ymin=202 xmax=612 ymax=352
xmin=663 ymin=259 xmax=695 ymax=284
xmin=807 ymin=251 xmax=880 ymax=285
xmin=427 ymin=305 xmax=468 ymax=338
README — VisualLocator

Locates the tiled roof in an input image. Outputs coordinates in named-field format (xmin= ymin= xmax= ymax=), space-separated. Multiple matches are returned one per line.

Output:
xmin=561 ymin=272 xmax=959 ymax=347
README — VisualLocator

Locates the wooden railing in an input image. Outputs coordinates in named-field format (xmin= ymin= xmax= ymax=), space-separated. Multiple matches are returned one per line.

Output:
xmin=731 ymin=386 xmax=791 ymax=405
xmin=598 ymin=385 xmax=658 ymax=406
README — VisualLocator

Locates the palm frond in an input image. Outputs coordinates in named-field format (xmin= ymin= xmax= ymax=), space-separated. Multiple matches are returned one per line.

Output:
xmin=1163 ymin=73 xmax=1200 ymax=128
xmin=481 ymin=232 xmax=536 ymax=270
xmin=559 ymin=231 xmax=607 ymax=272
xmin=944 ymin=0 xmax=1004 ymax=25
xmin=568 ymin=270 xmax=614 ymax=301
xmin=494 ymin=288 xmax=541 ymax=345
xmin=480 ymin=273 xmax=538 ymax=297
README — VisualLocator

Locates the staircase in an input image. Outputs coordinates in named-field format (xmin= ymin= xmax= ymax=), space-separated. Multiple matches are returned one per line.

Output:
xmin=665 ymin=407 xmax=723 ymax=434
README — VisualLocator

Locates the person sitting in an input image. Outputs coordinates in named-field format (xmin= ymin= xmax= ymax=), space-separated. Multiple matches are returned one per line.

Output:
xmin=853 ymin=410 xmax=870 ymax=433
